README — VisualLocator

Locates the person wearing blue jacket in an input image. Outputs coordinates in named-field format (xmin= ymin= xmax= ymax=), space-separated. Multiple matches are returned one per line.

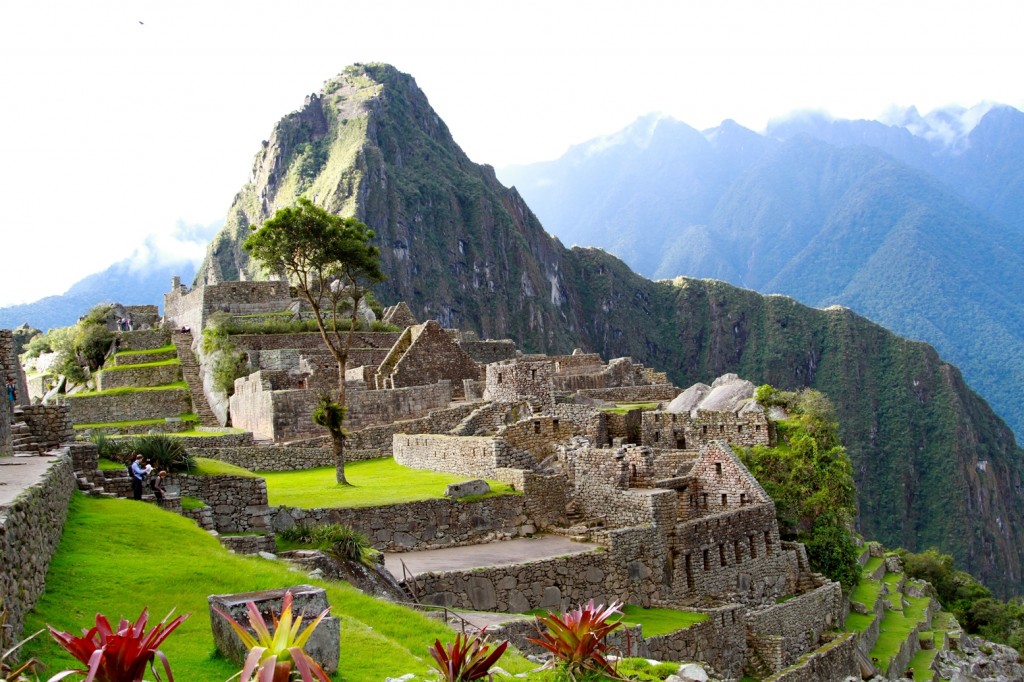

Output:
xmin=130 ymin=454 xmax=146 ymax=501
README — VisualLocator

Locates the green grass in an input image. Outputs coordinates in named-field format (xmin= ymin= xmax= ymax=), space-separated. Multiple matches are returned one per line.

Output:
xmin=907 ymin=647 xmax=937 ymax=681
xmin=262 ymin=458 xmax=517 ymax=508
xmin=883 ymin=571 xmax=903 ymax=589
xmin=64 ymin=382 xmax=188 ymax=398
xmin=850 ymin=577 xmax=883 ymax=610
xmin=599 ymin=402 xmax=660 ymax=415
xmin=869 ymin=594 xmax=932 ymax=671
xmin=844 ymin=611 xmax=875 ymax=633
xmin=180 ymin=495 xmax=206 ymax=510
xmin=615 ymin=605 xmax=707 ymax=636
xmin=102 ymin=357 xmax=181 ymax=371
xmin=97 ymin=457 xmax=125 ymax=471
xmin=21 ymin=494 xmax=534 ymax=682
xmin=191 ymin=457 xmax=258 ymax=478
xmin=167 ymin=428 xmax=246 ymax=437
xmin=73 ymin=414 xmax=198 ymax=430
xmin=112 ymin=344 xmax=176 ymax=357
xmin=864 ymin=556 xmax=884 ymax=574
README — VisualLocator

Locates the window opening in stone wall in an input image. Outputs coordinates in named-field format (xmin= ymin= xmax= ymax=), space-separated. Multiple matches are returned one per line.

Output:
xmin=665 ymin=550 xmax=676 ymax=587
xmin=702 ymin=425 xmax=707 ymax=435
xmin=719 ymin=543 xmax=727 ymax=566
xmin=731 ymin=611 xmax=736 ymax=624
xmin=755 ymin=424 xmax=761 ymax=431
xmin=749 ymin=535 xmax=757 ymax=558
xmin=715 ymin=462 xmax=722 ymax=475
xmin=654 ymin=431 xmax=661 ymax=443
xmin=497 ymin=373 xmax=503 ymax=384
xmin=531 ymin=368 xmax=537 ymax=381
xmin=721 ymin=493 xmax=728 ymax=507
xmin=655 ymin=413 xmax=660 ymax=423
xmin=764 ymin=530 xmax=772 ymax=555
xmin=737 ymin=424 xmax=743 ymax=433
xmin=703 ymin=549 xmax=710 ymax=570
xmin=552 ymin=419 xmax=559 ymax=430
xmin=685 ymin=554 xmax=694 ymax=590
xmin=720 ymin=424 xmax=724 ymax=433
xmin=740 ymin=493 xmax=746 ymax=506
xmin=676 ymin=434 xmax=686 ymax=449
xmin=534 ymin=421 xmax=541 ymax=434
xmin=734 ymin=539 xmax=741 ymax=564
xmin=630 ymin=464 xmax=637 ymax=481
xmin=701 ymin=493 xmax=708 ymax=508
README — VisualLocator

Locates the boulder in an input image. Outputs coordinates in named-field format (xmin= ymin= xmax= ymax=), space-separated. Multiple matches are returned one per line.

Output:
xmin=444 ymin=479 xmax=490 ymax=498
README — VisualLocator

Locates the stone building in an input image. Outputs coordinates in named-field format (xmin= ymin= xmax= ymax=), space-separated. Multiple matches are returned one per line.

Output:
xmin=374 ymin=321 xmax=479 ymax=398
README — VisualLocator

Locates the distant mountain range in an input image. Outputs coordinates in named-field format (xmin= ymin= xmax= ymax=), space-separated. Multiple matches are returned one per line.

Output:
xmin=0 ymin=224 xmax=217 ymax=331
xmin=498 ymin=105 xmax=1024 ymax=440
xmin=196 ymin=64 xmax=1024 ymax=595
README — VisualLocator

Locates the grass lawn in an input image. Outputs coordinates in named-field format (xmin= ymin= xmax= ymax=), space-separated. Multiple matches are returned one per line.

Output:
xmin=599 ymin=402 xmax=660 ymax=415
xmin=850 ymin=577 xmax=882 ymax=611
xmin=64 ymin=382 xmax=189 ymax=398
xmin=262 ymin=458 xmax=517 ymax=508
xmin=616 ymin=605 xmax=707 ymax=636
xmin=908 ymin=645 xmax=937 ymax=681
xmin=97 ymin=457 xmax=125 ymax=471
xmin=74 ymin=414 xmax=198 ymax=430
xmin=864 ymin=556 xmax=884 ymax=575
xmin=21 ymin=494 xmax=534 ymax=682
xmin=869 ymin=595 xmax=931 ymax=671
xmin=102 ymin=357 xmax=181 ymax=371
xmin=191 ymin=457 xmax=259 ymax=477
xmin=113 ymin=344 xmax=176 ymax=357
xmin=843 ymin=611 xmax=875 ymax=633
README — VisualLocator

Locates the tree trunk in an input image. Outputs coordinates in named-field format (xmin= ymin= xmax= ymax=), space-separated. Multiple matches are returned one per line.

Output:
xmin=332 ymin=428 xmax=348 ymax=485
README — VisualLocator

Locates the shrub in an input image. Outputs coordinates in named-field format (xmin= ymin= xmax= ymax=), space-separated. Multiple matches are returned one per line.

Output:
xmin=427 ymin=630 xmax=508 ymax=682
xmin=528 ymin=599 xmax=623 ymax=679
xmin=129 ymin=434 xmax=194 ymax=473
xmin=91 ymin=432 xmax=131 ymax=463
xmin=47 ymin=607 xmax=189 ymax=682
xmin=280 ymin=523 xmax=378 ymax=566
xmin=212 ymin=590 xmax=330 ymax=682
xmin=1 ymin=602 xmax=43 ymax=681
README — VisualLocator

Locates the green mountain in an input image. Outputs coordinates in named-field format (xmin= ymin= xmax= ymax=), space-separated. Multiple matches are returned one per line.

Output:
xmin=500 ymin=112 xmax=1024 ymax=445
xmin=197 ymin=64 xmax=1024 ymax=596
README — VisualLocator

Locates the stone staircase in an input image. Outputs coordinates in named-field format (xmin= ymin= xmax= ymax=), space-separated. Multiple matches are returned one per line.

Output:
xmin=9 ymin=417 xmax=43 ymax=455
xmin=172 ymin=331 xmax=219 ymax=427
xmin=549 ymin=500 xmax=605 ymax=541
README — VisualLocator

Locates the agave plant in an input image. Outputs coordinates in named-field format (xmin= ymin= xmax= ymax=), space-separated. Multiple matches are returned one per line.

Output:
xmin=427 ymin=630 xmax=508 ymax=682
xmin=47 ymin=608 xmax=189 ymax=682
xmin=212 ymin=590 xmax=330 ymax=682
xmin=527 ymin=599 xmax=623 ymax=679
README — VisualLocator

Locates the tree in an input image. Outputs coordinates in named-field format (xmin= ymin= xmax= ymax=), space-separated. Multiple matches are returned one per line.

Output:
xmin=244 ymin=198 xmax=385 ymax=484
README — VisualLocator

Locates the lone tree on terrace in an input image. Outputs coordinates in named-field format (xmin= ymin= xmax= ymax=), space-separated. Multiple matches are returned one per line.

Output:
xmin=244 ymin=198 xmax=385 ymax=484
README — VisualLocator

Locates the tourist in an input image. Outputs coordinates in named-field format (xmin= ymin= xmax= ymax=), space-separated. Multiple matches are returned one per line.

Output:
xmin=150 ymin=470 xmax=168 ymax=502
xmin=129 ymin=454 xmax=146 ymax=501
xmin=5 ymin=378 xmax=15 ymax=405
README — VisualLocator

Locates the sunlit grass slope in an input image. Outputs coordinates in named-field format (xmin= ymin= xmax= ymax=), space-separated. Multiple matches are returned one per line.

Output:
xmin=22 ymin=494 xmax=532 ymax=681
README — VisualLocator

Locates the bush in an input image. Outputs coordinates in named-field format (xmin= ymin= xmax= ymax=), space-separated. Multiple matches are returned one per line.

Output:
xmin=202 ymin=320 xmax=250 ymax=397
xmin=279 ymin=523 xmax=378 ymax=565
xmin=129 ymin=434 xmax=194 ymax=472
xmin=91 ymin=432 xmax=131 ymax=463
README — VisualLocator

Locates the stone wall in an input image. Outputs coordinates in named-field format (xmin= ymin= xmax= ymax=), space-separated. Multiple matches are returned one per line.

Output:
xmin=393 ymin=433 xmax=533 ymax=479
xmin=575 ymin=385 xmax=680 ymax=402
xmin=763 ymin=632 xmax=860 ymax=682
xmin=379 ymin=321 xmax=479 ymax=399
xmin=271 ymin=495 xmax=530 ymax=552
xmin=0 ymin=330 xmax=28 ymax=407
xmin=164 ymin=280 xmax=293 ymax=332
xmin=64 ymin=387 xmax=192 ymax=424
xmin=218 ymin=534 xmax=277 ymax=555
xmin=96 ymin=362 xmax=182 ymax=391
xmin=231 ymin=375 xmax=452 ymax=441
xmin=683 ymin=441 xmax=771 ymax=519
xmin=642 ymin=410 xmax=771 ymax=451
xmin=116 ymin=329 xmax=171 ymax=352
xmin=459 ymin=339 xmax=518 ymax=364
xmin=231 ymin=331 xmax=401 ymax=353
xmin=552 ymin=403 xmax=608 ymax=445
xmin=496 ymin=468 xmax=568 ymax=529
xmin=747 ymin=582 xmax=845 ymax=671
xmin=671 ymin=504 xmax=792 ymax=604
xmin=198 ymin=446 xmax=334 ymax=471
xmin=645 ymin=605 xmax=749 ymax=680
xmin=168 ymin=473 xmax=271 ymax=534
xmin=484 ymin=360 xmax=554 ymax=407
xmin=0 ymin=452 xmax=75 ymax=647
xmin=499 ymin=416 xmax=575 ymax=463
xmin=342 ymin=403 xmax=481 ymax=457
xmin=17 ymin=404 xmax=74 ymax=450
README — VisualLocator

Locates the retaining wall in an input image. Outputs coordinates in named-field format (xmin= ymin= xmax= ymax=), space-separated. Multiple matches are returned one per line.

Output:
xmin=271 ymin=494 xmax=530 ymax=552
xmin=97 ymin=363 xmax=182 ymax=391
xmin=748 ymin=581 xmax=846 ymax=671
xmin=17 ymin=404 xmax=74 ymax=450
xmin=764 ymin=632 xmax=860 ymax=682
xmin=0 ymin=452 xmax=75 ymax=647
xmin=575 ymin=385 xmax=680 ymax=402
xmin=198 ymin=446 xmax=333 ymax=471
xmin=64 ymin=388 xmax=192 ymax=424
xmin=393 ymin=433 xmax=533 ymax=479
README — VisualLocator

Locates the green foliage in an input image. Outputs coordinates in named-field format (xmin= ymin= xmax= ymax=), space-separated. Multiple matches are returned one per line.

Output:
xmin=23 ymin=332 xmax=52 ymax=358
xmin=898 ymin=547 xmax=1024 ymax=650
xmin=75 ymin=313 xmax=115 ymax=371
xmin=528 ymin=600 xmax=623 ymax=679
xmin=91 ymin=432 xmax=130 ymax=462
xmin=741 ymin=387 xmax=860 ymax=589
xmin=213 ymin=590 xmax=330 ymax=682
xmin=11 ymin=325 xmax=42 ymax=357
xmin=279 ymin=523 xmax=379 ymax=566
xmin=128 ymin=434 xmax=194 ymax=473
xmin=189 ymin=457 xmax=258 ymax=477
xmin=312 ymin=392 xmax=345 ymax=437
xmin=201 ymin=315 xmax=249 ymax=396
xmin=427 ymin=631 xmax=508 ymax=682
xmin=47 ymin=607 xmax=189 ymax=682
xmin=0 ymin=600 xmax=43 ymax=681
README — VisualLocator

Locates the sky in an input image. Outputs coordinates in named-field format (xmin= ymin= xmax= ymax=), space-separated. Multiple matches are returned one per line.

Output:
xmin=1 ymin=0 xmax=1023 ymax=308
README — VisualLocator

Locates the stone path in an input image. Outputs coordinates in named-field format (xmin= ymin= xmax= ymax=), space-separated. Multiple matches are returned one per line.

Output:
xmin=384 ymin=535 xmax=602 ymax=577
xmin=0 ymin=455 xmax=59 ymax=508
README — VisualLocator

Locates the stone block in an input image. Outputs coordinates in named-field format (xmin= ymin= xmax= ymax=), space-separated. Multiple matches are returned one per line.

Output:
xmin=444 ymin=479 xmax=491 ymax=499
xmin=208 ymin=585 xmax=339 ymax=674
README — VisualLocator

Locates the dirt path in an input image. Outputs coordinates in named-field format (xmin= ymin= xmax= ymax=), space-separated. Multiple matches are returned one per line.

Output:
xmin=0 ymin=455 xmax=60 ymax=508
